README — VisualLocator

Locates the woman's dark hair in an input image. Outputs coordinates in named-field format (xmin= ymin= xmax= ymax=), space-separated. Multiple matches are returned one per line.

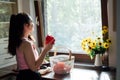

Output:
xmin=8 ymin=13 xmax=32 ymax=56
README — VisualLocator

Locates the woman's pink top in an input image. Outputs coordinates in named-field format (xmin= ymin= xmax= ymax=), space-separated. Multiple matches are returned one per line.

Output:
xmin=16 ymin=38 xmax=39 ymax=70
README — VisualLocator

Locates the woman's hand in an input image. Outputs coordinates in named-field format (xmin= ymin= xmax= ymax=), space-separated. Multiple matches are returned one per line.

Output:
xmin=43 ymin=39 xmax=55 ymax=52
xmin=43 ymin=35 xmax=55 ymax=52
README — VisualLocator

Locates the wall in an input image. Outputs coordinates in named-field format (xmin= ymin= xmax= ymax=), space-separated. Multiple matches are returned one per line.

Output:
xmin=116 ymin=0 xmax=120 ymax=79
xmin=17 ymin=0 xmax=38 ymax=46
xmin=108 ymin=0 xmax=116 ymax=68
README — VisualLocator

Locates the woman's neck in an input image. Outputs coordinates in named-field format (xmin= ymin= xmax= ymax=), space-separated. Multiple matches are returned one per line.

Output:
xmin=22 ymin=33 xmax=29 ymax=38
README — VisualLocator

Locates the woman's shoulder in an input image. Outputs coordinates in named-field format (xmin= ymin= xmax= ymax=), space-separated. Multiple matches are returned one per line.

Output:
xmin=18 ymin=39 xmax=32 ymax=52
xmin=22 ymin=39 xmax=33 ymax=48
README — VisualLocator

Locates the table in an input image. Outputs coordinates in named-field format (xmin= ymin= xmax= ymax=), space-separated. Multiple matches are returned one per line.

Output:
xmin=41 ymin=65 xmax=116 ymax=80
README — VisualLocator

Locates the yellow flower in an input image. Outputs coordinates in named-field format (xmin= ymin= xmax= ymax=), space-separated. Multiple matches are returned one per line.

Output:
xmin=103 ymin=26 xmax=108 ymax=30
xmin=98 ymin=42 xmax=102 ymax=46
xmin=103 ymin=42 xmax=109 ymax=48
xmin=97 ymin=37 xmax=101 ymax=40
xmin=86 ymin=48 xmax=91 ymax=54
xmin=106 ymin=39 xmax=112 ymax=44
xmin=89 ymin=42 xmax=96 ymax=48
xmin=102 ymin=29 xmax=108 ymax=35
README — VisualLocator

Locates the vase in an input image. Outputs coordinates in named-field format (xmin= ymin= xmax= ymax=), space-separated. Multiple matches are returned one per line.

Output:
xmin=94 ymin=54 xmax=102 ymax=66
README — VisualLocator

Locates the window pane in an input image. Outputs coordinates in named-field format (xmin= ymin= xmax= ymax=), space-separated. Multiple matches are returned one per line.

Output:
xmin=0 ymin=0 xmax=16 ymax=39
xmin=44 ymin=0 xmax=102 ymax=53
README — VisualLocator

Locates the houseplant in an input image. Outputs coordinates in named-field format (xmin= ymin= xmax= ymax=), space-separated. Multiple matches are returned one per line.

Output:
xmin=81 ymin=26 xmax=111 ymax=66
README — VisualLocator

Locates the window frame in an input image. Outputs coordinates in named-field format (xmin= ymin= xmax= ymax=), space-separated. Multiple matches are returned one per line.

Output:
xmin=34 ymin=0 xmax=109 ymax=65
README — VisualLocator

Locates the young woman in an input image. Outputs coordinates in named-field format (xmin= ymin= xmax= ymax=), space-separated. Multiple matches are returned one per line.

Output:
xmin=8 ymin=13 xmax=54 ymax=80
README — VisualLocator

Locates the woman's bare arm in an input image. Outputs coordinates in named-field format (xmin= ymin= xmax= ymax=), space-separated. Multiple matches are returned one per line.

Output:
xmin=22 ymin=40 xmax=53 ymax=71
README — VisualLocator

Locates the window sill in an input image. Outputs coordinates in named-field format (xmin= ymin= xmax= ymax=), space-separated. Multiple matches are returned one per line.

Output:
xmin=74 ymin=62 xmax=116 ymax=72
xmin=49 ymin=52 xmax=108 ymax=66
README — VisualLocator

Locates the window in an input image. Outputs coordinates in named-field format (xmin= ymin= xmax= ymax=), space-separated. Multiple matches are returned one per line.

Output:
xmin=43 ymin=0 xmax=102 ymax=53
xmin=0 ymin=0 xmax=17 ymax=68
xmin=35 ymin=0 xmax=108 ymax=65
xmin=0 ymin=0 xmax=17 ymax=41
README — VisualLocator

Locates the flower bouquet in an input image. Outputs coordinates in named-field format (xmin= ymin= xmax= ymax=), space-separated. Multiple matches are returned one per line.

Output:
xmin=81 ymin=26 xmax=111 ymax=59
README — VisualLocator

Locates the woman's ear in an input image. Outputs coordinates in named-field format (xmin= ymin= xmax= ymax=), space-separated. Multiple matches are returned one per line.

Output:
xmin=24 ymin=23 xmax=29 ymax=27
xmin=23 ymin=24 xmax=29 ymax=32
